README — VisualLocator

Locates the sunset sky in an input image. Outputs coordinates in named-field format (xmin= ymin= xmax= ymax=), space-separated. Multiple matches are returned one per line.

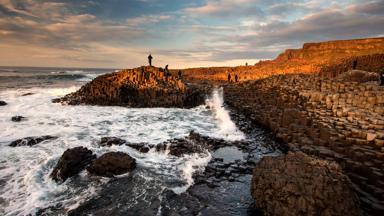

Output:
xmin=0 ymin=0 xmax=383 ymax=69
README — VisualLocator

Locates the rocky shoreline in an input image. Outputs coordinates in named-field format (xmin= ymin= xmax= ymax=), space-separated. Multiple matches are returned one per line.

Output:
xmin=224 ymin=71 xmax=384 ymax=215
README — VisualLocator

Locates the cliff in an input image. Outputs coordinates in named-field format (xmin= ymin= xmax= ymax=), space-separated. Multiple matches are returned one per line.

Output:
xmin=182 ymin=37 xmax=384 ymax=81
xmin=53 ymin=66 xmax=207 ymax=108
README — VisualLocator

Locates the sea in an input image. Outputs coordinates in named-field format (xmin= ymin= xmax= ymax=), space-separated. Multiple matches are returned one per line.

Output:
xmin=0 ymin=66 xmax=246 ymax=215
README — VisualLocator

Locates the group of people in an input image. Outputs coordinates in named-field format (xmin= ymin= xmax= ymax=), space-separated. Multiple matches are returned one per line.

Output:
xmin=227 ymin=73 xmax=239 ymax=82
xmin=147 ymin=54 xmax=183 ymax=79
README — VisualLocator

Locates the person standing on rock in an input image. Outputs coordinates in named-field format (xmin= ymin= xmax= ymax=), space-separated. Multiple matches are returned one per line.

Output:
xmin=148 ymin=54 xmax=153 ymax=66
xmin=227 ymin=73 xmax=231 ymax=82
xmin=178 ymin=70 xmax=182 ymax=79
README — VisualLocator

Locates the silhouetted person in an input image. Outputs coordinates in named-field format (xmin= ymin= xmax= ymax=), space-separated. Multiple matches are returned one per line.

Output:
xmin=245 ymin=62 xmax=248 ymax=66
xmin=178 ymin=70 xmax=182 ymax=79
xmin=353 ymin=60 xmax=357 ymax=70
xmin=227 ymin=73 xmax=231 ymax=82
xmin=235 ymin=74 xmax=238 ymax=82
xmin=165 ymin=64 xmax=169 ymax=71
xmin=148 ymin=54 xmax=153 ymax=66
xmin=381 ymin=73 xmax=384 ymax=86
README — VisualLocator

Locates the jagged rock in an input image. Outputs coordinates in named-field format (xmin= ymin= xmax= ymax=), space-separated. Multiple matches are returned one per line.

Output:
xmin=9 ymin=135 xmax=57 ymax=147
xmin=126 ymin=143 xmax=152 ymax=153
xmin=53 ymin=66 xmax=207 ymax=108
xmin=50 ymin=147 xmax=96 ymax=182
xmin=87 ymin=152 xmax=136 ymax=177
xmin=99 ymin=137 xmax=126 ymax=146
xmin=251 ymin=151 xmax=361 ymax=216
xmin=0 ymin=100 xmax=7 ymax=106
xmin=155 ymin=131 xmax=215 ymax=157
xmin=98 ymin=132 xmax=228 ymax=156
xmin=11 ymin=116 xmax=26 ymax=122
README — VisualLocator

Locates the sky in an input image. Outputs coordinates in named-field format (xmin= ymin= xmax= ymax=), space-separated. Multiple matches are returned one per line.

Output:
xmin=0 ymin=0 xmax=383 ymax=69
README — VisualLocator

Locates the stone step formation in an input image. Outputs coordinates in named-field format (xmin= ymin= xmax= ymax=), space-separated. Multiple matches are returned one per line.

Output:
xmin=53 ymin=66 xmax=207 ymax=108
xmin=224 ymin=71 xmax=384 ymax=215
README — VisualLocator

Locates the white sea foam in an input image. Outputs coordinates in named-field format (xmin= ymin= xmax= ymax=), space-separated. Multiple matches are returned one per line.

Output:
xmin=205 ymin=87 xmax=245 ymax=141
xmin=0 ymin=86 xmax=243 ymax=215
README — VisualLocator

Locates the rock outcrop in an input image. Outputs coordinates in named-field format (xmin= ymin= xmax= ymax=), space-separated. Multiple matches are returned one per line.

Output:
xmin=9 ymin=135 xmax=57 ymax=147
xmin=251 ymin=152 xmax=361 ymax=216
xmin=225 ymin=73 xmax=384 ymax=215
xmin=0 ymin=100 xmax=7 ymax=106
xmin=87 ymin=152 xmax=136 ymax=177
xmin=50 ymin=147 xmax=96 ymax=182
xmin=53 ymin=66 xmax=207 ymax=108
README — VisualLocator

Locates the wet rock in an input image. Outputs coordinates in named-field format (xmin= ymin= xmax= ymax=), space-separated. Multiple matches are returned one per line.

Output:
xmin=87 ymin=152 xmax=136 ymax=177
xmin=126 ymin=143 xmax=152 ymax=153
xmin=156 ymin=133 xmax=211 ymax=157
xmin=53 ymin=66 xmax=207 ymax=108
xmin=21 ymin=92 xmax=34 ymax=96
xmin=11 ymin=115 xmax=26 ymax=122
xmin=50 ymin=147 xmax=96 ymax=183
xmin=251 ymin=151 xmax=361 ymax=216
xmin=9 ymin=135 xmax=57 ymax=147
xmin=0 ymin=100 xmax=7 ymax=106
xmin=99 ymin=137 xmax=126 ymax=146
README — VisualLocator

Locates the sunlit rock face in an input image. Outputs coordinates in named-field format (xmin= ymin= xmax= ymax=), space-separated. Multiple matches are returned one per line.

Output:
xmin=53 ymin=66 xmax=207 ymax=108
xmin=181 ymin=37 xmax=384 ymax=81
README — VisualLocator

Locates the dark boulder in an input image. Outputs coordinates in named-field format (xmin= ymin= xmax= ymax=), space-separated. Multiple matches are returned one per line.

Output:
xmin=9 ymin=135 xmax=57 ymax=147
xmin=99 ymin=137 xmax=126 ymax=146
xmin=251 ymin=151 xmax=361 ymax=216
xmin=0 ymin=101 xmax=7 ymax=106
xmin=87 ymin=152 xmax=136 ymax=177
xmin=11 ymin=116 xmax=26 ymax=122
xmin=50 ymin=147 xmax=96 ymax=183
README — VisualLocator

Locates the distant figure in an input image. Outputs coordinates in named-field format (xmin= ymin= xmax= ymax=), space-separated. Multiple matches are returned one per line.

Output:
xmin=381 ymin=73 xmax=384 ymax=86
xmin=148 ymin=54 xmax=153 ymax=66
xmin=178 ymin=70 xmax=182 ymax=79
xmin=227 ymin=73 xmax=231 ymax=82
xmin=245 ymin=62 xmax=248 ymax=66
xmin=353 ymin=60 xmax=357 ymax=70
xmin=235 ymin=74 xmax=238 ymax=82
xmin=165 ymin=64 xmax=169 ymax=71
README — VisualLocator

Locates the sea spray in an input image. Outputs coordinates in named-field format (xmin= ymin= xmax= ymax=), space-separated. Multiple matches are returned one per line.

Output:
xmin=206 ymin=87 xmax=245 ymax=141
xmin=0 ymin=85 xmax=245 ymax=215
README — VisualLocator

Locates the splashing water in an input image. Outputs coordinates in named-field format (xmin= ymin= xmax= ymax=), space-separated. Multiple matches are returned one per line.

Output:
xmin=0 ymin=84 xmax=244 ymax=215
xmin=205 ymin=87 xmax=245 ymax=141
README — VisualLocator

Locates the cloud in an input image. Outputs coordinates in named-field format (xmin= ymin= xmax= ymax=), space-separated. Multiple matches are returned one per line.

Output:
xmin=0 ymin=0 xmax=383 ymax=68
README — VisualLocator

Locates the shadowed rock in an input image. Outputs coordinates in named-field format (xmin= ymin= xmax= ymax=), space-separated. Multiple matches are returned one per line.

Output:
xmin=53 ymin=66 xmax=207 ymax=108
xmin=9 ymin=135 xmax=57 ymax=147
xmin=87 ymin=152 xmax=136 ymax=177
xmin=50 ymin=147 xmax=96 ymax=183
xmin=0 ymin=101 xmax=7 ymax=106
xmin=336 ymin=69 xmax=379 ymax=83
xmin=99 ymin=137 xmax=126 ymax=146
xmin=251 ymin=151 xmax=361 ymax=216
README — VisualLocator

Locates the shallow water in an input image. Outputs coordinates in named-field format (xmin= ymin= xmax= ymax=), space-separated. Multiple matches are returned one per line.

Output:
xmin=0 ymin=81 xmax=245 ymax=215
